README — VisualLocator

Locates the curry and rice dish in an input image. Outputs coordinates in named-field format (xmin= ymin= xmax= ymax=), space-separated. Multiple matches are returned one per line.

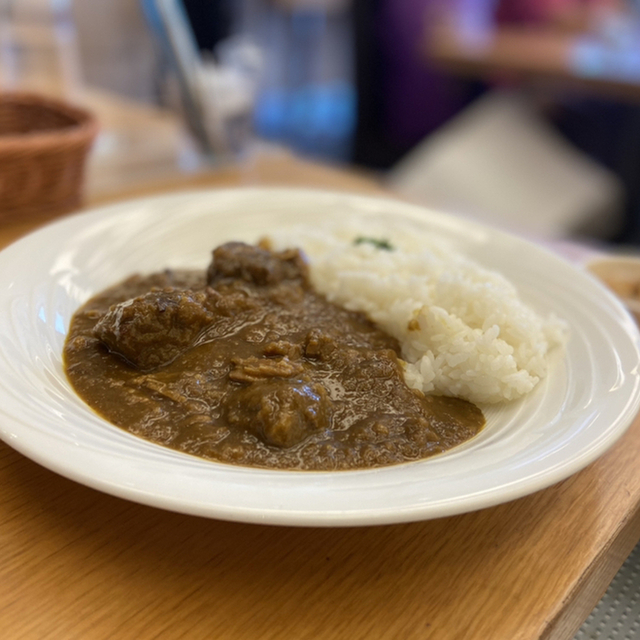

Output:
xmin=64 ymin=241 xmax=484 ymax=470
xmin=63 ymin=224 xmax=567 ymax=471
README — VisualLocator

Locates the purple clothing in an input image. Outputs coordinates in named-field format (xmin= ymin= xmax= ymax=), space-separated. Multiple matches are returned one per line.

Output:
xmin=377 ymin=0 xmax=478 ymax=146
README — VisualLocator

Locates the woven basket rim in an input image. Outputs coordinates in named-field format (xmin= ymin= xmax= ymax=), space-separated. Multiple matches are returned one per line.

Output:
xmin=0 ymin=91 xmax=98 ymax=151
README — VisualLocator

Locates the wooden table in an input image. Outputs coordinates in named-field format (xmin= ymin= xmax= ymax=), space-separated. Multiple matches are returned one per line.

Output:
xmin=2 ymin=152 xmax=640 ymax=640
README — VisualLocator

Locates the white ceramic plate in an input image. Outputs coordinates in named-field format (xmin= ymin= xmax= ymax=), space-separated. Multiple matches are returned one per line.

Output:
xmin=0 ymin=188 xmax=639 ymax=527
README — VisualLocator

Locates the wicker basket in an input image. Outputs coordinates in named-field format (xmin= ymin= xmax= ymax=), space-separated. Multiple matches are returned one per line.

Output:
xmin=0 ymin=92 xmax=98 ymax=222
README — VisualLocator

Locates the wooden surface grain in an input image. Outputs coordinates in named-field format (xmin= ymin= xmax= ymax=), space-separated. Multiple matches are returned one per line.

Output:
xmin=2 ymin=416 xmax=640 ymax=640
xmin=1 ymin=154 xmax=639 ymax=640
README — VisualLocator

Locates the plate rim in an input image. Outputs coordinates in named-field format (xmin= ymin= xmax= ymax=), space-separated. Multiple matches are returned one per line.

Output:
xmin=0 ymin=185 xmax=639 ymax=527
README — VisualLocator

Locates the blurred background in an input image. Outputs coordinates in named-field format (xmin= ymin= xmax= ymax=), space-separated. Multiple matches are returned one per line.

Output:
xmin=1 ymin=0 xmax=640 ymax=245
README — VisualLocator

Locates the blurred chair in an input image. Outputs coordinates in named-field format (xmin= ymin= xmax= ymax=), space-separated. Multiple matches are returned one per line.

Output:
xmin=387 ymin=90 xmax=625 ymax=240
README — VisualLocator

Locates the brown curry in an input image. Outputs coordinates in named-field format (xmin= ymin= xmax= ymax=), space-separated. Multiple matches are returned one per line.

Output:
xmin=63 ymin=242 xmax=484 ymax=470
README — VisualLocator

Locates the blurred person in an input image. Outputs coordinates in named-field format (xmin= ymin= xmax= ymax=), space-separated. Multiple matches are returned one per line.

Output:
xmin=352 ymin=0 xmax=484 ymax=168
xmin=494 ymin=0 xmax=640 ymax=243
xmin=353 ymin=0 xmax=640 ymax=245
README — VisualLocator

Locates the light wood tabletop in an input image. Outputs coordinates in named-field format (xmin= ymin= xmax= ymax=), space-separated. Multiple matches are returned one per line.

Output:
xmin=1 ymin=148 xmax=640 ymax=640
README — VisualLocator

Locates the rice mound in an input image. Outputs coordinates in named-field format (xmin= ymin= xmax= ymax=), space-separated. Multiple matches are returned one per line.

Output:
xmin=267 ymin=219 xmax=568 ymax=405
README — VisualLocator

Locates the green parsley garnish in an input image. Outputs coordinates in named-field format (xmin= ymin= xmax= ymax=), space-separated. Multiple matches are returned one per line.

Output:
xmin=353 ymin=237 xmax=394 ymax=251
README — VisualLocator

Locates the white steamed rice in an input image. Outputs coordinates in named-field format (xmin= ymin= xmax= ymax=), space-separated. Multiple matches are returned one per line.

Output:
xmin=267 ymin=218 xmax=568 ymax=405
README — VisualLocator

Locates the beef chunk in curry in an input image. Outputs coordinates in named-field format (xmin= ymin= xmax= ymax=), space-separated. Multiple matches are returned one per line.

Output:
xmin=94 ymin=289 xmax=219 ymax=370
xmin=64 ymin=242 xmax=484 ymax=470
xmin=207 ymin=241 xmax=308 ymax=287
